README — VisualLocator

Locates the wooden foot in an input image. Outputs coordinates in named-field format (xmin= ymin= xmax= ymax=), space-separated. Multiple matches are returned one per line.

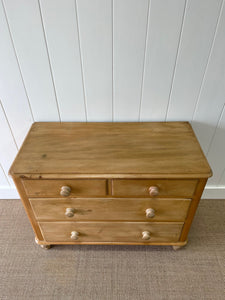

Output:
xmin=35 ymin=237 xmax=51 ymax=249
xmin=172 ymin=240 xmax=187 ymax=250
xmin=172 ymin=245 xmax=182 ymax=251
xmin=40 ymin=244 xmax=51 ymax=250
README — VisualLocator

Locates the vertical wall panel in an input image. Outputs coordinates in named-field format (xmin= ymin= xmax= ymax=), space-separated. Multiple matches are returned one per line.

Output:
xmin=0 ymin=1 xmax=33 ymax=147
xmin=0 ymin=103 xmax=18 ymax=185
xmin=207 ymin=107 xmax=225 ymax=184
xmin=167 ymin=0 xmax=222 ymax=121
xmin=40 ymin=0 xmax=86 ymax=121
xmin=140 ymin=0 xmax=185 ymax=121
xmin=0 ymin=165 xmax=9 ymax=187
xmin=113 ymin=0 xmax=149 ymax=121
xmin=219 ymin=167 xmax=225 ymax=185
xmin=192 ymin=2 xmax=225 ymax=154
xmin=1 ymin=1 xmax=225 ymax=197
xmin=3 ymin=0 xmax=60 ymax=121
xmin=76 ymin=0 xmax=112 ymax=121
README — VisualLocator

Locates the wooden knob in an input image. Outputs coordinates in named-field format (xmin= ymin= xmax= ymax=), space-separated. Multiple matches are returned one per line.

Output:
xmin=149 ymin=186 xmax=159 ymax=196
xmin=71 ymin=231 xmax=79 ymax=240
xmin=146 ymin=208 xmax=155 ymax=218
xmin=142 ymin=231 xmax=151 ymax=240
xmin=65 ymin=208 xmax=75 ymax=217
xmin=60 ymin=186 xmax=71 ymax=197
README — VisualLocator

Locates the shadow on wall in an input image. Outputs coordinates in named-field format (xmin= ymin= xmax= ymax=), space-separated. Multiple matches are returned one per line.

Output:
xmin=191 ymin=120 xmax=225 ymax=186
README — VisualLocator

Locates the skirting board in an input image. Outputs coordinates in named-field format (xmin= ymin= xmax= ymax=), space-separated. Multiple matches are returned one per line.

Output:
xmin=0 ymin=185 xmax=224 ymax=200
xmin=202 ymin=186 xmax=225 ymax=199
xmin=0 ymin=186 xmax=19 ymax=199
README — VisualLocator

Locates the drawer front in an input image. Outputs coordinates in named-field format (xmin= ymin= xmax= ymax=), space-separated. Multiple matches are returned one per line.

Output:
xmin=22 ymin=179 xmax=106 ymax=197
xmin=30 ymin=198 xmax=191 ymax=222
xmin=39 ymin=222 xmax=183 ymax=243
xmin=112 ymin=179 xmax=197 ymax=198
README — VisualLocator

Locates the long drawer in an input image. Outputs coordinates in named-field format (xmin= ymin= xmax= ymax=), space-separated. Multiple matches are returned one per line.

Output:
xmin=39 ymin=222 xmax=183 ymax=243
xmin=112 ymin=179 xmax=197 ymax=198
xmin=30 ymin=198 xmax=191 ymax=222
xmin=22 ymin=179 xmax=107 ymax=197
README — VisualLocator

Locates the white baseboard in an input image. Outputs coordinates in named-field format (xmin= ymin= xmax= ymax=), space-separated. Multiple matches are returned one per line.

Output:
xmin=202 ymin=185 xmax=225 ymax=199
xmin=0 ymin=186 xmax=19 ymax=199
xmin=0 ymin=185 xmax=224 ymax=199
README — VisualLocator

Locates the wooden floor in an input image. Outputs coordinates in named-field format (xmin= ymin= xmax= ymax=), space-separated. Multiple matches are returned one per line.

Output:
xmin=0 ymin=199 xmax=224 ymax=300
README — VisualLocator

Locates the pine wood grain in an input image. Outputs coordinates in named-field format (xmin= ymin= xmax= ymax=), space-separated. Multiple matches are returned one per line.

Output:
xmin=39 ymin=221 xmax=183 ymax=243
xmin=9 ymin=122 xmax=212 ymax=178
xmin=179 ymin=178 xmax=207 ymax=242
xmin=30 ymin=197 xmax=191 ymax=222
xmin=22 ymin=179 xmax=106 ymax=197
xmin=13 ymin=176 xmax=43 ymax=240
xmin=9 ymin=122 xmax=211 ymax=248
xmin=112 ymin=179 xmax=197 ymax=198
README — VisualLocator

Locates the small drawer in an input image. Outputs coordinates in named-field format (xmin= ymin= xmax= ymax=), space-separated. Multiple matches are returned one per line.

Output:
xmin=112 ymin=179 xmax=197 ymax=198
xmin=22 ymin=179 xmax=106 ymax=198
xmin=30 ymin=198 xmax=191 ymax=222
xmin=39 ymin=221 xmax=183 ymax=243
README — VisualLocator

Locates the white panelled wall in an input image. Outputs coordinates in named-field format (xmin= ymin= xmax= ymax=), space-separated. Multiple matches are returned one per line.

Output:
xmin=0 ymin=0 xmax=225 ymax=199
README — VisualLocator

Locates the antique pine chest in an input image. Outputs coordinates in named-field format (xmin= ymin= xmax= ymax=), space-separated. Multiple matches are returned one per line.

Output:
xmin=9 ymin=122 xmax=212 ymax=250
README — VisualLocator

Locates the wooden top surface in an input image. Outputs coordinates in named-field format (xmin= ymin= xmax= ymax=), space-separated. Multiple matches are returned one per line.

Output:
xmin=9 ymin=122 xmax=212 ymax=178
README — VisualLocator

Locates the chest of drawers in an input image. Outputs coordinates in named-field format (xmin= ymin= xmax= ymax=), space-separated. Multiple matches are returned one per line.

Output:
xmin=9 ymin=122 xmax=212 ymax=250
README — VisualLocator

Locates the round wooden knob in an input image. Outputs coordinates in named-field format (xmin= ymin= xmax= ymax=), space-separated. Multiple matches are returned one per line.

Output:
xmin=146 ymin=208 xmax=155 ymax=218
xmin=71 ymin=231 xmax=79 ymax=240
xmin=65 ymin=208 xmax=75 ymax=217
xmin=60 ymin=186 xmax=71 ymax=197
xmin=142 ymin=231 xmax=151 ymax=240
xmin=149 ymin=186 xmax=159 ymax=196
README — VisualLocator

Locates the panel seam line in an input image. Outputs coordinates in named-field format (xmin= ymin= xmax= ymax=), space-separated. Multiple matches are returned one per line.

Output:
xmin=0 ymin=100 xmax=18 ymax=150
xmin=37 ymin=0 xmax=61 ymax=121
xmin=1 ymin=0 xmax=35 ymax=123
xmin=74 ymin=0 xmax=88 ymax=122
xmin=191 ymin=0 xmax=225 ymax=122
xmin=165 ymin=0 xmax=188 ymax=120
xmin=138 ymin=0 xmax=151 ymax=122
xmin=0 ymin=163 xmax=10 ymax=186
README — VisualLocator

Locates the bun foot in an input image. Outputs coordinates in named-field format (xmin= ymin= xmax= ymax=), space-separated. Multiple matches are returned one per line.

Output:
xmin=172 ymin=245 xmax=182 ymax=251
xmin=40 ymin=244 xmax=51 ymax=250
xmin=35 ymin=237 xmax=51 ymax=249
xmin=172 ymin=240 xmax=187 ymax=250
